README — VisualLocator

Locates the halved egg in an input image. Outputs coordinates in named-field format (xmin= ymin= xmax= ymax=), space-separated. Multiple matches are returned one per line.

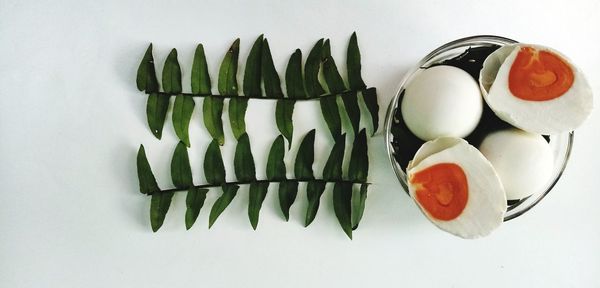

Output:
xmin=407 ymin=137 xmax=507 ymax=238
xmin=480 ymin=44 xmax=593 ymax=134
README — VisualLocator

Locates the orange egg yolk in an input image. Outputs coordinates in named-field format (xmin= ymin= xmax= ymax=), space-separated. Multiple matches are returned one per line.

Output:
xmin=410 ymin=163 xmax=468 ymax=221
xmin=508 ymin=46 xmax=574 ymax=101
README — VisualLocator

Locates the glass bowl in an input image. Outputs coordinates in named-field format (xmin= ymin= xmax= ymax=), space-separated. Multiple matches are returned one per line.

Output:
xmin=383 ymin=35 xmax=574 ymax=221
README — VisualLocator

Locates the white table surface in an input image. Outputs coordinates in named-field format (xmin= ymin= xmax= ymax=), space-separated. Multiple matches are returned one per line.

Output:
xmin=2 ymin=0 xmax=599 ymax=287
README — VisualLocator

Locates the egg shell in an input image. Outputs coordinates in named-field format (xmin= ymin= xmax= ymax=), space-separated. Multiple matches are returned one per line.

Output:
xmin=480 ymin=44 xmax=593 ymax=134
xmin=479 ymin=129 xmax=554 ymax=201
xmin=402 ymin=65 xmax=483 ymax=141
xmin=407 ymin=137 xmax=507 ymax=239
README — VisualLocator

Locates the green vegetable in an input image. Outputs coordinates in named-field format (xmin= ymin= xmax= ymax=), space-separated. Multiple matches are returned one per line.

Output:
xmin=323 ymin=134 xmax=346 ymax=180
xmin=135 ymin=35 xmax=378 ymax=237
xmin=305 ymin=39 xmax=325 ymax=97
xmin=348 ymin=129 xmax=368 ymax=182
xmin=351 ymin=184 xmax=368 ymax=230
xmin=261 ymin=39 xmax=283 ymax=98
xmin=204 ymin=139 xmax=226 ymax=184
xmin=333 ymin=182 xmax=352 ymax=239
xmin=248 ymin=182 xmax=269 ymax=229
xmin=185 ymin=187 xmax=208 ymax=230
xmin=305 ymin=181 xmax=326 ymax=227
xmin=150 ymin=191 xmax=174 ymax=232
xmin=136 ymin=43 xmax=159 ymax=92
xmin=136 ymin=145 xmax=160 ymax=195
xmin=209 ymin=184 xmax=239 ymax=228
xmin=218 ymin=39 xmax=240 ymax=95
xmin=171 ymin=142 xmax=193 ymax=188
xmin=278 ymin=181 xmax=298 ymax=221
xmin=203 ymin=97 xmax=225 ymax=145
xmin=172 ymin=95 xmax=195 ymax=147
xmin=234 ymin=133 xmax=256 ymax=182
xmin=347 ymin=32 xmax=366 ymax=90
xmin=294 ymin=130 xmax=316 ymax=179
xmin=145 ymin=93 xmax=169 ymax=139
xmin=162 ymin=49 xmax=182 ymax=94
xmin=266 ymin=135 xmax=286 ymax=181
xmin=191 ymin=44 xmax=211 ymax=94
xmin=243 ymin=35 xmax=264 ymax=97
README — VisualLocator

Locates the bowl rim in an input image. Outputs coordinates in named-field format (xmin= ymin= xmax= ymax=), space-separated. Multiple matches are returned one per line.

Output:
xmin=383 ymin=35 xmax=575 ymax=222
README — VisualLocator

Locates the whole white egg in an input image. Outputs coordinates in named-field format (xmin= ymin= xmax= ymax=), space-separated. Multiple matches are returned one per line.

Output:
xmin=478 ymin=129 xmax=554 ymax=200
xmin=402 ymin=65 xmax=483 ymax=141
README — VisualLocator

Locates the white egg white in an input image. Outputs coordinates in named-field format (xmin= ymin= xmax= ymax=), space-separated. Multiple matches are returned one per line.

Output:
xmin=480 ymin=44 xmax=593 ymax=135
xmin=407 ymin=138 xmax=507 ymax=239
xmin=402 ymin=65 xmax=483 ymax=141
xmin=479 ymin=129 xmax=554 ymax=200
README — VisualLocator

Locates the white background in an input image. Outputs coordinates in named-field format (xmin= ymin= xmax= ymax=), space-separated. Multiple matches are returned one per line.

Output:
xmin=1 ymin=0 xmax=599 ymax=287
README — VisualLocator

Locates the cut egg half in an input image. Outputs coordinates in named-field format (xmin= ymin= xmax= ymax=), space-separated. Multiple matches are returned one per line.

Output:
xmin=407 ymin=138 xmax=507 ymax=238
xmin=480 ymin=44 xmax=593 ymax=134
